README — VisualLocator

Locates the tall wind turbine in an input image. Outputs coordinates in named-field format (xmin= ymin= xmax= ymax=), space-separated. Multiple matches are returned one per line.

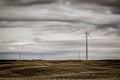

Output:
xmin=78 ymin=52 xmax=80 ymax=60
xmin=85 ymin=31 xmax=91 ymax=60
xmin=19 ymin=52 xmax=21 ymax=60
xmin=41 ymin=53 xmax=43 ymax=60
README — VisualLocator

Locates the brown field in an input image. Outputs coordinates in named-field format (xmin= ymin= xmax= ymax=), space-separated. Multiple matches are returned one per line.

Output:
xmin=0 ymin=60 xmax=120 ymax=80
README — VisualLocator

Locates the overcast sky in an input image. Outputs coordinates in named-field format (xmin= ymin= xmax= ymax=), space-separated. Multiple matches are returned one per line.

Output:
xmin=0 ymin=0 xmax=120 ymax=60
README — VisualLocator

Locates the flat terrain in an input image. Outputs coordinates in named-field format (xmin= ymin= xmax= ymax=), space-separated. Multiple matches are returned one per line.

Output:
xmin=0 ymin=60 xmax=120 ymax=80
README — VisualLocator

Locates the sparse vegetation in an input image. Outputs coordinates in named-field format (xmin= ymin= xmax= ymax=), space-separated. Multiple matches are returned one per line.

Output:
xmin=0 ymin=60 xmax=120 ymax=80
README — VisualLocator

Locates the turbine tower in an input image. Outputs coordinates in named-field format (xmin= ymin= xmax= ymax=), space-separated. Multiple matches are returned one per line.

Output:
xmin=19 ymin=52 xmax=21 ymax=60
xmin=41 ymin=53 xmax=43 ymax=60
xmin=85 ymin=31 xmax=91 ymax=60
xmin=78 ymin=52 xmax=80 ymax=60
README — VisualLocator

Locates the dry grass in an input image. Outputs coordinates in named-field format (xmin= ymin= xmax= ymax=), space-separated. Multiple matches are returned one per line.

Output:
xmin=0 ymin=60 xmax=120 ymax=80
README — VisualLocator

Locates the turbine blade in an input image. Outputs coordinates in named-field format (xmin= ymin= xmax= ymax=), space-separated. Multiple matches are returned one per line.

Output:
xmin=83 ymin=36 xmax=86 ymax=38
xmin=88 ymin=33 xmax=91 ymax=37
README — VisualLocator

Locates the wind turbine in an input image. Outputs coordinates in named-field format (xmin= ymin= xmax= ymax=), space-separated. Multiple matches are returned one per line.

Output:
xmin=78 ymin=52 xmax=80 ymax=60
xmin=19 ymin=52 xmax=21 ymax=60
xmin=41 ymin=53 xmax=43 ymax=60
xmin=85 ymin=30 xmax=91 ymax=61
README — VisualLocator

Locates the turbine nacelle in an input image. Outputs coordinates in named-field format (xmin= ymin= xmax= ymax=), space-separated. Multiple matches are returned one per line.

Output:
xmin=85 ymin=30 xmax=91 ymax=38
xmin=85 ymin=32 xmax=88 ymax=34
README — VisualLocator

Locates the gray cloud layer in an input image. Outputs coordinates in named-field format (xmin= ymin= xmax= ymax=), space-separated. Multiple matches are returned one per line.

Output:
xmin=0 ymin=0 xmax=55 ymax=6
xmin=0 ymin=0 xmax=120 ymax=59
xmin=0 ymin=0 xmax=120 ymax=12
xmin=0 ymin=0 xmax=120 ymax=33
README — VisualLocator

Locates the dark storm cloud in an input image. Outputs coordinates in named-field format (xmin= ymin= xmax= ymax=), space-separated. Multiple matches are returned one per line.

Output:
xmin=0 ymin=0 xmax=120 ymax=36
xmin=0 ymin=0 xmax=120 ymax=10
xmin=96 ymin=22 xmax=120 ymax=36
xmin=111 ymin=7 xmax=120 ymax=14
xmin=92 ymin=0 xmax=120 ymax=14
xmin=1 ymin=0 xmax=120 ymax=6
xmin=0 ymin=19 xmax=78 ymax=23
xmin=72 ymin=0 xmax=120 ymax=6
xmin=82 ymin=0 xmax=119 ymax=14
xmin=69 ymin=0 xmax=120 ymax=14
xmin=0 ymin=0 xmax=120 ymax=9
xmin=0 ymin=0 xmax=55 ymax=6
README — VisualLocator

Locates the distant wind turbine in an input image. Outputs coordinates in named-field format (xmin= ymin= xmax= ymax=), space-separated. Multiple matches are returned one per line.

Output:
xmin=85 ymin=30 xmax=91 ymax=60
xmin=78 ymin=52 xmax=80 ymax=60
xmin=41 ymin=53 xmax=43 ymax=60
xmin=19 ymin=52 xmax=21 ymax=60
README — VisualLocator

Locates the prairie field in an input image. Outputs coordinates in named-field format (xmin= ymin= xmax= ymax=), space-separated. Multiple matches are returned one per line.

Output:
xmin=0 ymin=60 xmax=120 ymax=80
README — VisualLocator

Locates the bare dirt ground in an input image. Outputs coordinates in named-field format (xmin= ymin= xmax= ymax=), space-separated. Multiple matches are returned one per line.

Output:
xmin=0 ymin=60 xmax=120 ymax=80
